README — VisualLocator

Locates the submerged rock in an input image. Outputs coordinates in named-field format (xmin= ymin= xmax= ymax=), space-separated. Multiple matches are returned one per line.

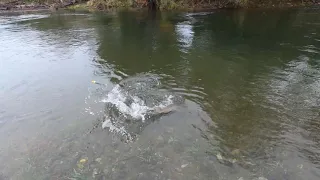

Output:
xmin=253 ymin=177 xmax=268 ymax=180
xmin=216 ymin=153 xmax=223 ymax=162
xmin=95 ymin=158 xmax=102 ymax=163
xmin=181 ymin=163 xmax=189 ymax=168
xmin=79 ymin=159 xmax=87 ymax=163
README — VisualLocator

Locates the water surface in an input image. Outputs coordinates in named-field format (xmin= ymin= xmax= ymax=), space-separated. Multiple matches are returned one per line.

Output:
xmin=0 ymin=7 xmax=320 ymax=180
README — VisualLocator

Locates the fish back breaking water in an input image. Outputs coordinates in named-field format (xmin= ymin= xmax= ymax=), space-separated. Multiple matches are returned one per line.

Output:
xmin=101 ymin=73 xmax=184 ymax=141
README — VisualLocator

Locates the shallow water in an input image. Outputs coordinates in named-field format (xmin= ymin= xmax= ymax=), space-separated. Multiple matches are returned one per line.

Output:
xmin=0 ymin=7 xmax=320 ymax=180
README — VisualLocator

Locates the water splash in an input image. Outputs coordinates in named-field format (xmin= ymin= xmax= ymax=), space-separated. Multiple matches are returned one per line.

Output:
xmin=98 ymin=73 xmax=184 ymax=140
xmin=102 ymin=85 xmax=151 ymax=121
xmin=102 ymin=84 xmax=176 ymax=120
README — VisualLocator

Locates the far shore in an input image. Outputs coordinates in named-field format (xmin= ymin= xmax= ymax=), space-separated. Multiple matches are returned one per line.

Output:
xmin=0 ymin=0 xmax=319 ymax=14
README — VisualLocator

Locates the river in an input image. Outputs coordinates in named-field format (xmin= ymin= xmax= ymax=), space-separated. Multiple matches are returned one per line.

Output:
xmin=0 ymin=7 xmax=320 ymax=180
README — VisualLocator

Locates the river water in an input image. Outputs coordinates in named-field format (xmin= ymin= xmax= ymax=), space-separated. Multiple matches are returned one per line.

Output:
xmin=0 ymin=7 xmax=320 ymax=180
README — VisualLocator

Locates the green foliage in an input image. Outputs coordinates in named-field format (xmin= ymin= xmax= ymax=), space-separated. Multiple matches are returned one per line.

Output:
xmin=0 ymin=0 xmax=315 ymax=11
xmin=87 ymin=0 xmax=133 ymax=10
xmin=66 ymin=3 xmax=89 ymax=10
xmin=157 ymin=0 xmax=182 ymax=10
xmin=155 ymin=0 xmax=248 ymax=10
xmin=233 ymin=0 xmax=249 ymax=7
xmin=67 ymin=169 xmax=86 ymax=180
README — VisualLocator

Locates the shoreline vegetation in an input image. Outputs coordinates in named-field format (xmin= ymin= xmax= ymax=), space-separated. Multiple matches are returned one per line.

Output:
xmin=0 ymin=0 xmax=319 ymax=13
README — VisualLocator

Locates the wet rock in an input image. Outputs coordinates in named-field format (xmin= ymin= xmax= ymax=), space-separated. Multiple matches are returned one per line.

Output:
xmin=216 ymin=153 xmax=223 ymax=161
xmin=253 ymin=177 xmax=268 ymax=180
xmin=95 ymin=158 xmax=102 ymax=163
xmin=92 ymin=168 xmax=99 ymax=178
xmin=215 ymin=153 xmax=236 ymax=166
xmin=297 ymin=164 xmax=303 ymax=169
xmin=79 ymin=158 xmax=87 ymax=163
xmin=181 ymin=163 xmax=188 ymax=168
xmin=77 ymin=158 xmax=87 ymax=169
xmin=168 ymin=137 xmax=175 ymax=144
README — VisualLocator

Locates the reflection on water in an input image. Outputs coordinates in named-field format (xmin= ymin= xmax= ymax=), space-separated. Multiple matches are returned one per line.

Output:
xmin=0 ymin=7 xmax=320 ymax=179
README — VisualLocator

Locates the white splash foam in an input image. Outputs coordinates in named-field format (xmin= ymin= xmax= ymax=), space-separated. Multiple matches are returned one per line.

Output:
xmin=158 ymin=95 xmax=174 ymax=109
xmin=99 ymin=82 xmax=177 ymax=140
xmin=101 ymin=85 xmax=150 ymax=121
xmin=101 ymin=85 xmax=175 ymax=122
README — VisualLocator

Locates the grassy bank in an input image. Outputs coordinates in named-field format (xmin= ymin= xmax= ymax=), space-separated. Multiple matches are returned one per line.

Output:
xmin=0 ymin=0 xmax=318 ymax=12
xmin=70 ymin=0 xmax=318 ymax=11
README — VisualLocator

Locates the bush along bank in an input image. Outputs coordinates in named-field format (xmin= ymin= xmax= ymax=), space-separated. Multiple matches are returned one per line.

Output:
xmin=0 ymin=0 xmax=319 ymax=12
xmin=0 ymin=0 xmax=79 ymax=12
xmin=84 ymin=0 xmax=319 ymax=10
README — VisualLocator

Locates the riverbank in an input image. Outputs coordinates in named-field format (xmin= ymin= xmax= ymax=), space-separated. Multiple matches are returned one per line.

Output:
xmin=0 ymin=0 xmax=319 ymax=13
xmin=0 ymin=0 xmax=77 ymax=13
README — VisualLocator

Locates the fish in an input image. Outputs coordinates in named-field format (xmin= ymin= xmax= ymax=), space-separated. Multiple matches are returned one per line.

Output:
xmin=153 ymin=104 xmax=177 ymax=114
